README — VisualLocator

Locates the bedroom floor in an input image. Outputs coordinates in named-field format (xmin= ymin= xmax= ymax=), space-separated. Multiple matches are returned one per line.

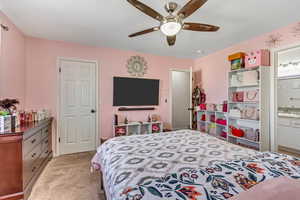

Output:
xmin=29 ymin=152 xmax=105 ymax=200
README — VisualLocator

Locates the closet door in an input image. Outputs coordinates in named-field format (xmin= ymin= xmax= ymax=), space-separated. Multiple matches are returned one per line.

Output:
xmin=59 ymin=59 xmax=97 ymax=155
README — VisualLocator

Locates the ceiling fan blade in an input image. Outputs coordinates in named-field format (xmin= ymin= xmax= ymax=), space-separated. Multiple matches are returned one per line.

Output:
xmin=183 ymin=22 xmax=220 ymax=32
xmin=177 ymin=0 xmax=207 ymax=19
xmin=167 ymin=36 xmax=176 ymax=46
xmin=129 ymin=27 xmax=159 ymax=37
xmin=127 ymin=0 xmax=164 ymax=21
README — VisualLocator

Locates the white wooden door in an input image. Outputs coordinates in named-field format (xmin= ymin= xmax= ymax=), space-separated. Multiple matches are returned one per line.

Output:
xmin=59 ymin=59 xmax=97 ymax=155
xmin=171 ymin=70 xmax=191 ymax=130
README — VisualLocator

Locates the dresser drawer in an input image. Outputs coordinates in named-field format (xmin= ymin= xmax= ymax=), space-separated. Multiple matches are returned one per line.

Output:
xmin=23 ymin=131 xmax=42 ymax=156
xmin=23 ymin=144 xmax=42 ymax=186
xmin=41 ymin=137 xmax=49 ymax=151
xmin=40 ymin=146 xmax=50 ymax=160
xmin=41 ymin=126 xmax=49 ymax=139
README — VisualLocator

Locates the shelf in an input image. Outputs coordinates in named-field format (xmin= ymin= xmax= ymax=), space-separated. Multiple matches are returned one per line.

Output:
xmin=210 ymin=133 xmax=227 ymax=141
xmin=228 ymin=117 xmax=259 ymax=123
xmin=229 ymin=101 xmax=259 ymax=104
xmin=229 ymin=84 xmax=259 ymax=88
xmin=216 ymin=123 xmax=227 ymax=128
xmin=229 ymin=66 xmax=259 ymax=73
xmin=206 ymin=121 xmax=216 ymax=124
xmin=196 ymin=110 xmax=227 ymax=113
xmin=228 ymin=134 xmax=260 ymax=144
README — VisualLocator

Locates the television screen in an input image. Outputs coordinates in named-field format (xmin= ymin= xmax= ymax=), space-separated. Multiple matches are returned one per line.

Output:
xmin=113 ymin=77 xmax=160 ymax=106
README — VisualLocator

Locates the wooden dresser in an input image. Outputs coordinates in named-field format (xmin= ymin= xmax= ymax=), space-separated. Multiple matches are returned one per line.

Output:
xmin=0 ymin=118 xmax=53 ymax=200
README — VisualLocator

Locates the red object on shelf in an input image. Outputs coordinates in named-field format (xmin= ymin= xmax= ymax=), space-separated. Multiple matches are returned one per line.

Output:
xmin=201 ymin=114 xmax=206 ymax=121
xmin=216 ymin=119 xmax=227 ymax=125
xmin=223 ymin=102 xmax=228 ymax=112
xmin=210 ymin=115 xmax=216 ymax=122
xmin=230 ymin=126 xmax=245 ymax=137
xmin=200 ymin=104 xmax=206 ymax=110
xmin=220 ymin=131 xmax=227 ymax=138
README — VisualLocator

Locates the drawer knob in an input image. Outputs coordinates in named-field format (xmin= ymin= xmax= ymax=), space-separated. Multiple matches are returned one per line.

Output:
xmin=31 ymin=139 xmax=36 ymax=144
xmin=32 ymin=153 xmax=36 ymax=158
xmin=32 ymin=166 xmax=36 ymax=172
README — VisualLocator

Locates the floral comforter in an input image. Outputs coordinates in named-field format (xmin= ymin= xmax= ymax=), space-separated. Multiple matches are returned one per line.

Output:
xmin=92 ymin=130 xmax=257 ymax=200
xmin=120 ymin=152 xmax=300 ymax=200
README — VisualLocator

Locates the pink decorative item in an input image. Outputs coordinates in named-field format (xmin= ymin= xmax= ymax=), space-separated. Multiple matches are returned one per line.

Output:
xmin=245 ymin=49 xmax=270 ymax=68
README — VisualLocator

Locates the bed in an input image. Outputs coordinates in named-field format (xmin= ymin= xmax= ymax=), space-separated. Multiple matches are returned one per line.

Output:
xmin=92 ymin=130 xmax=259 ymax=200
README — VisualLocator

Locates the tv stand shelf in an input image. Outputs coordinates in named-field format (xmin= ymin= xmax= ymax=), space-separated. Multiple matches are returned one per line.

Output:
xmin=113 ymin=121 xmax=163 ymax=137
xmin=118 ymin=107 xmax=155 ymax=111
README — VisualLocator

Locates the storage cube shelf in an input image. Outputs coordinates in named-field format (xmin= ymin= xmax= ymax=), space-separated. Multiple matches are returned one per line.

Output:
xmin=113 ymin=122 xmax=163 ymax=137
xmin=196 ymin=110 xmax=228 ymax=141
xmin=196 ymin=66 xmax=270 ymax=151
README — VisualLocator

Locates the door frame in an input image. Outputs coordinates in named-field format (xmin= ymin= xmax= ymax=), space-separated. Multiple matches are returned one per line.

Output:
xmin=169 ymin=67 xmax=193 ymax=130
xmin=270 ymin=42 xmax=300 ymax=152
xmin=56 ymin=57 xmax=100 ymax=156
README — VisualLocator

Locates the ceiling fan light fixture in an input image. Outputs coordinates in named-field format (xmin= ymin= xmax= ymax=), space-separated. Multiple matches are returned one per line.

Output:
xmin=160 ymin=21 xmax=182 ymax=36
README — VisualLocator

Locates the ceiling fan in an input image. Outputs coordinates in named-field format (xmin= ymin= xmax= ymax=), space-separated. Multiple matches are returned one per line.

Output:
xmin=127 ymin=0 xmax=220 ymax=46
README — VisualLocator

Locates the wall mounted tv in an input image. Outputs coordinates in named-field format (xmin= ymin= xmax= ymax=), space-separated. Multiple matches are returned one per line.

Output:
xmin=113 ymin=77 xmax=160 ymax=106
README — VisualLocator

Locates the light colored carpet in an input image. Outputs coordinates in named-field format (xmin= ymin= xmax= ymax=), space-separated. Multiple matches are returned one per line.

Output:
xmin=29 ymin=152 xmax=105 ymax=200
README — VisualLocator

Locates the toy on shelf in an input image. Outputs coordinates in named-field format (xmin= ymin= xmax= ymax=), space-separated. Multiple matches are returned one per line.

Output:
xmin=210 ymin=114 xmax=216 ymax=122
xmin=216 ymin=118 xmax=227 ymax=125
xmin=230 ymin=126 xmax=245 ymax=137
xmin=228 ymin=52 xmax=246 ymax=70
xmin=220 ymin=130 xmax=227 ymax=138
xmin=115 ymin=126 xmax=127 ymax=137
xmin=245 ymin=49 xmax=270 ymax=68
xmin=200 ymin=104 xmax=206 ymax=110
xmin=152 ymin=123 xmax=161 ymax=133
xmin=201 ymin=114 xmax=206 ymax=121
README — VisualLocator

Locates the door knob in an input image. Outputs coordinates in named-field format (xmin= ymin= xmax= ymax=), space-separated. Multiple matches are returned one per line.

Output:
xmin=91 ymin=109 xmax=96 ymax=113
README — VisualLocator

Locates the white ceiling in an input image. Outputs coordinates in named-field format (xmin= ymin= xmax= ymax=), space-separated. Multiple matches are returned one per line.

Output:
xmin=1 ymin=0 xmax=300 ymax=58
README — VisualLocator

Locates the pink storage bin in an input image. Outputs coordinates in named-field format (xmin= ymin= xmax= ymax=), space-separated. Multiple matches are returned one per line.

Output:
xmin=245 ymin=49 xmax=270 ymax=68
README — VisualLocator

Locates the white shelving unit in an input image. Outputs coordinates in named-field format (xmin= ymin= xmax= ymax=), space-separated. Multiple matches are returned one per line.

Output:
xmin=196 ymin=66 xmax=270 ymax=151
xmin=227 ymin=66 xmax=270 ymax=151
xmin=196 ymin=109 xmax=228 ymax=141
xmin=113 ymin=121 xmax=163 ymax=137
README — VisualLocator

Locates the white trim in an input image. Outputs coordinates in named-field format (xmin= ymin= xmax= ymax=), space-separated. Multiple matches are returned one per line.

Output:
xmin=169 ymin=68 xmax=193 ymax=129
xmin=56 ymin=57 xmax=100 ymax=156
xmin=270 ymin=41 xmax=300 ymax=152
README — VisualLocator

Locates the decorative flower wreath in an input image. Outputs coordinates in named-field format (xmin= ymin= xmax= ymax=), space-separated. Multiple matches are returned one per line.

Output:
xmin=127 ymin=56 xmax=148 ymax=77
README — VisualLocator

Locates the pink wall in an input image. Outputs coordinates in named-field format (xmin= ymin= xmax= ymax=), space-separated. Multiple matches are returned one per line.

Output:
xmin=25 ymin=37 xmax=193 ymax=143
xmin=194 ymin=22 xmax=300 ymax=103
xmin=0 ymin=12 xmax=26 ymax=107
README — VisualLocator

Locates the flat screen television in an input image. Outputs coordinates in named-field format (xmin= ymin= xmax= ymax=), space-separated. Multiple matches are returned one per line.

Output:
xmin=113 ymin=77 xmax=160 ymax=106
